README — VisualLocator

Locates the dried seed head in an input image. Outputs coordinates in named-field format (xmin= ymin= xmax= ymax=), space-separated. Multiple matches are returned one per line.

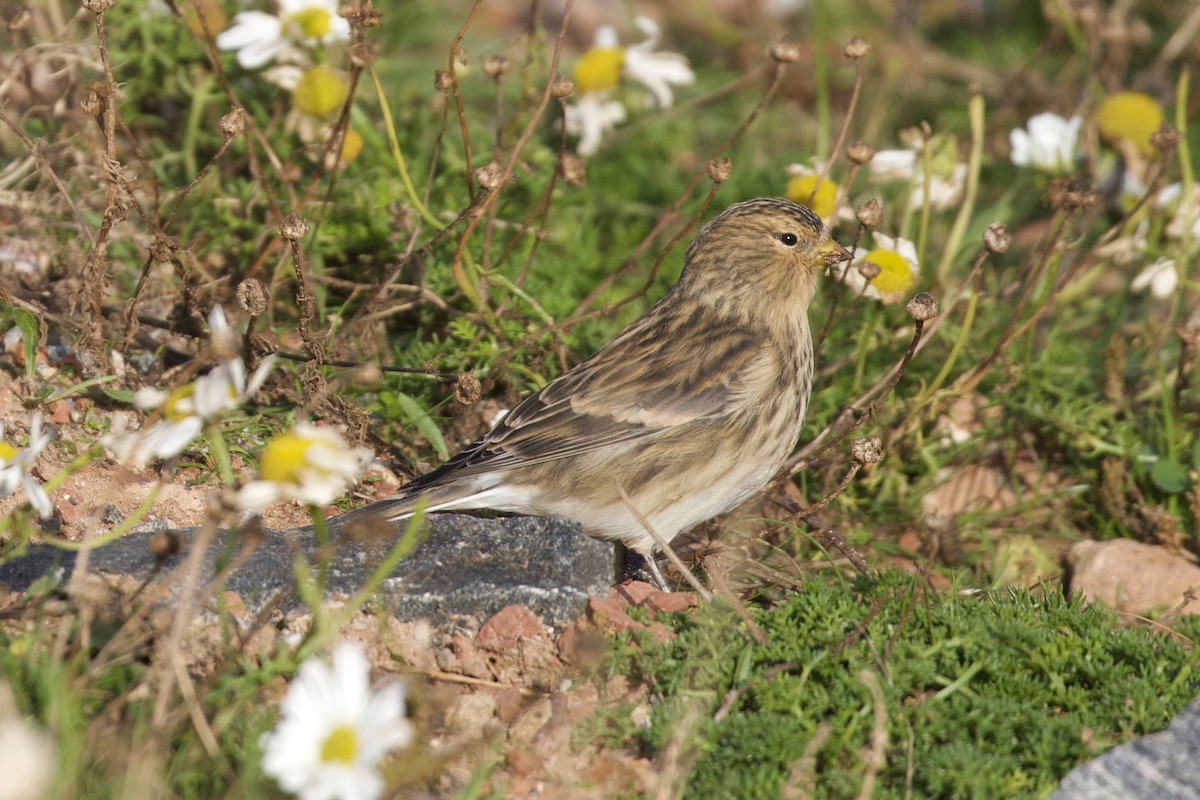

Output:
xmin=82 ymin=0 xmax=116 ymax=13
xmin=237 ymin=278 xmax=268 ymax=316
xmin=279 ymin=212 xmax=309 ymax=241
xmin=149 ymin=235 xmax=179 ymax=263
xmin=851 ymin=436 xmax=883 ymax=465
xmin=769 ymin=41 xmax=803 ymax=63
xmin=906 ymin=291 xmax=939 ymax=321
xmin=434 ymin=69 xmax=454 ymax=93
xmin=846 ymin=140 xmax=875 ymax=164
xmin=218 ymin=109 xmax=244 ymax=140
xmin=856 ymin=198 xmax=883 ymax=228
xmin=983 ymin=221 xmax=1012 ymax=254
xmin=455 ymin=371 xmax=482 ymax=405
xmin=856 ymin=260 xmax=881 ymax=281
xmin=475 ymin=161 xmax=503 ymax=190
xmin=1151 ymin=123 xmax=1183 ymax=157
xmin=707 ymin=158 xmax=733 ymax=183
xmin=559 ymin=153 xmax=587 ymax=187
xmin=483 ymin=55 xmax=510 ymax=79
xmin=550 ymin=75 xmax=575 ymax=99
xmin=1048 ymin=177 xmax=1100 ymax=211
xmin=844 ymin=36 xmax=871 ymax=60
xmin=81 ymin=90 xmax=102 ymax=117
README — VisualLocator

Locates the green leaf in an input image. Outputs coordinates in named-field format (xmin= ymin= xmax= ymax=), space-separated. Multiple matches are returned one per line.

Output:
xmin=102 ymin=387 xmax=138 ymax=405
xmin=1193 ymin=439 xmax=1200 ymax=469
xmin=1150 ymin=460 xmax=1191 ymax=494
xmin=1 ymin=307 xmax=40 ymax=381
xmin=394 ymin=392 xmax=449 ymax=461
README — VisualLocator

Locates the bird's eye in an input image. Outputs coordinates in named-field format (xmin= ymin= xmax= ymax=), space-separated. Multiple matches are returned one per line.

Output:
xmin=779 ymin=232 xmax=799 ymax=247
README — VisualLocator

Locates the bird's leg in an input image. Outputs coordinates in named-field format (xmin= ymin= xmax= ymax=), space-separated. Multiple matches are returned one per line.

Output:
xmin=614 ymin=544 xmax=672 ymax=591
xmin=645 ymin=555 xmax=671 ymax=592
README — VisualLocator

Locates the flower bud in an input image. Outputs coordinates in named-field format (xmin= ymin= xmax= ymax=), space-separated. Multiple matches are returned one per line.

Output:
xmin=279 ymin=213 xmax=309 ymax=241
xmin=769 ymin=41 xmax=802 ymax=63
xmin=906 ymin=291 xmax=939 ymax=321
xmin=707 ymin=158 xmax=733 ymax=183
xmin=219 ymin=109 xmax=244 ymax=140
xmin=983 ymin=222 xmax=1012 ymax=254
xmin=844 ymin=36 xmax=870 ymax=60
xmin=855 ymin=198 xmax=883 ymax=228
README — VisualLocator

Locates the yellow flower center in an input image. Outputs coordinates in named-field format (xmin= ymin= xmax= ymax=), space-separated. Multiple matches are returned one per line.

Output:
xmin=0 ymin=442 xmax=17 ymax=462
xmin=785 ymin=174 xmax=838 ymax=221
xmin=573 ymin=47 xmax=625 ymax=94
xmin=339 ymin=129 xmax=364 ymax=164
xmin=1095 ymin=92 xmax=1163 ymax=157
xmin=286 ymin=7 xmax=333 ymax=40
xmin=865 ymin=250 xmax=916 ymax=295
xmin=164 ymin=384 xmax=197 ymax=423
xmin=258 ymin=431 xmax=312 ymax=485
xmin=320 ymin=725 xmax=358 ymax=765
xmin=293 ymin=65 xmax=349 ymax=118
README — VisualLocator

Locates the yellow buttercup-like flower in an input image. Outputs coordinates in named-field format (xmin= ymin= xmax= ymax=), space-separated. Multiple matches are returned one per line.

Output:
xmin=574 ymin=47 xmax=625 ymax=94
xmin=785 ymin=174 xmax=838 ymax=223
xmin=293 ymin=65 xmax=349 ymax=117
xmin=1095 ymin=92 xmax=1163 ymax=157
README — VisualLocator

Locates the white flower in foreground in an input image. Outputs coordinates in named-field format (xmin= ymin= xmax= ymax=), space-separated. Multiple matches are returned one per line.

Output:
xmin=563 ymin=93 xmax=626 ymax=157
xmin=841 ymin=232 xmax=920 ymax=304
xmin=1009 ymin=112 xmax=1081 ymax=173
xmin=103 ymin=307 xmax=275 ymax=469
xmin=1157 ymin=183 xmax=1200 ymax=241
xmin=1131 ymin=258 xmax=1179 ymax=299
xmin=0 ymin=711 xmax=56 ymax=800
xmin=261 ymin=643 xmax=413 ymax=800
xmin=0 ymin=413 xmax=52 ymax=519
xmin=869 ymin=148 xmax=918 ymax=181
xmin=621 ymin=16 xmax=695 ymax=109
xmin=216 ymin=0 xmax=350 ymax=69
xmin=566 ymin=16 xmax=693 ymax=156
xmin=868 ymin=141 xmax=965 ymax=211
xmin=236 ymin=423 xmax=372 ymax=509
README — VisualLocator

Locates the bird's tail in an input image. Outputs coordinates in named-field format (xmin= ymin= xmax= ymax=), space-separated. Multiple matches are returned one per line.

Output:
xmin=329 ymin=480 xmax=486 ymax=533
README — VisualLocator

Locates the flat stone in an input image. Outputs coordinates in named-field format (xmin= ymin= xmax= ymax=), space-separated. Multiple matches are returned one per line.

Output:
xmin=1066 ymin=539 xmax=1200 ymax=615
xmin=0 ymin=513 xmax=614 ymax=628
xmin=1053 ymin=697 xmax=1200 ymax=800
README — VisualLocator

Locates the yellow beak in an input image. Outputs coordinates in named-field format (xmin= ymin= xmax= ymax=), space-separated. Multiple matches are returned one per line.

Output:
xmin=817 ymin=239 xmax=853 ymax=267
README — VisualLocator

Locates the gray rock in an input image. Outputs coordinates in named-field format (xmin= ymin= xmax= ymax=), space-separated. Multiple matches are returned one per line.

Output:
xmin=1053 ymin=697 xmax=1200 ymax=800
xmin=0 ymin=513 xmax=614 ymax=627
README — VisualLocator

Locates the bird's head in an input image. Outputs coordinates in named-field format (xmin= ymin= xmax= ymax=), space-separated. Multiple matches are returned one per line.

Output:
xmin=678 ymin=197 xmax=851 ymax=319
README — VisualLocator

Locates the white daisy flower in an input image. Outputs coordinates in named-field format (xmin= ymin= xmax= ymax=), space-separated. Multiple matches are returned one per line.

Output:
xmin=840 ymin=232 xmax=920 ymax=304
xmin=868 ymin=141 xmax=966 ymax=211
xmin=236 ymin=423 xmax=372 ymax=509
xmin=0 ymin=413 xmax=53 ymax=519
xmin=260 ymin=643 xmax=413 ymax=800
xmin=622 ymin=17 xmax=695 ymax=109
xmin=563 ymin=94 xmax=627 ymax=157
xmin=1009 ymin=112 xmax=1082 ymax=173
xmin=216 ymin=0 xmax=350 ymax=70
xmin=103 ymin=307 xmax=275 ymax=469
xmin=1131 ymin=258 xmax=1179 ymax=299
xmin=566 ymin=16 xmax=693 ymax=156
xmin=1157 ymin=183 xmax=1200 ymax=241
xmin=0 ymin=709 xmax=56 ymax=800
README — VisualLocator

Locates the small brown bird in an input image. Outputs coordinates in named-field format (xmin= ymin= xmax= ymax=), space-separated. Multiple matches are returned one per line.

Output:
xmin=359 ymin=198 xmax=850 ymax=587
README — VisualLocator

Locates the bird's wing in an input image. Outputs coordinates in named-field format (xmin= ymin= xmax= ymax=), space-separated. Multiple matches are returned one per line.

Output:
xmin=402 ymin=310 xmax=777 ymax=490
